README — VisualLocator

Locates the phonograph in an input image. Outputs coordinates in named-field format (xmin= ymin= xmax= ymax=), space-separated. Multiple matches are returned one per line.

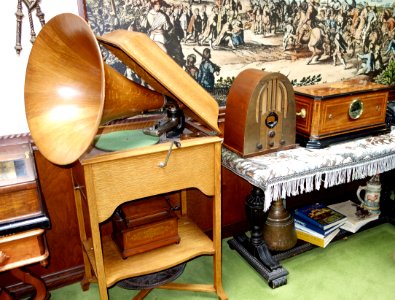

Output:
xmin=24 ymin=13 xmax=227 ymax=300
xmin=24 ymin=14 xmax=220 ymax=166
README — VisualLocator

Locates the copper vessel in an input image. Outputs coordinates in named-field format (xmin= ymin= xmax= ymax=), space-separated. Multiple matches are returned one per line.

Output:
xmin=262 ymin=199 xmax=297 ymax=251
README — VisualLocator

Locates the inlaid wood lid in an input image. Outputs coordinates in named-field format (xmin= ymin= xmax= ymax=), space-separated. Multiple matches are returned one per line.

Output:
xmin=294 ymin=78 xmax=389 ymax=100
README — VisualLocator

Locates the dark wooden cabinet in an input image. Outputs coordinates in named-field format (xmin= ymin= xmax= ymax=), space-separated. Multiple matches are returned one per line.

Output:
xmin=0 ymin=150 xmax=84 ymax=296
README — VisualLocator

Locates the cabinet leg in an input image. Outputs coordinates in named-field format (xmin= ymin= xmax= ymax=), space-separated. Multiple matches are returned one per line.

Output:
xmin=132 ymin=289 xmax=153 ymax=300
xmin=80 ymin=275 xmax=92 ymax=291
xmin=80 ymin=251 xmax=96 ymax=291
xmin=227 ymin=187 xmax=288 ymax=288
xmin=215 ymin=286 xmax=227 ymax=300
xmin=9 ymin=268 xmax=49 ymax=300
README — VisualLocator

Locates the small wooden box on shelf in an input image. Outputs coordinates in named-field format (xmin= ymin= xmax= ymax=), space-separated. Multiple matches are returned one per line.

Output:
xmin=112 ymin=197 xmax=180 ymax=259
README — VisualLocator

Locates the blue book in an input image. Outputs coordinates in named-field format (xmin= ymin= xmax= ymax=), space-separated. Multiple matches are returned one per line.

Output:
xmin=294 ymin=217 xmax=343 ymax=237
xmin=294 ymin=203 xmax=347 ymax=231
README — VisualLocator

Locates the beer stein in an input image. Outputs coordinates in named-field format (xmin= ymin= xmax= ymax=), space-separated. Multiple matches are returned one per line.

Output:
xmin=356 ymin=175 xmax=381 ymax=214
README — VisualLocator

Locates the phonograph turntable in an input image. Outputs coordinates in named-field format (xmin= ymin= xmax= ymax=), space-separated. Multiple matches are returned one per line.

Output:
xmin=24 ymin=13 xmax=226 ymax=300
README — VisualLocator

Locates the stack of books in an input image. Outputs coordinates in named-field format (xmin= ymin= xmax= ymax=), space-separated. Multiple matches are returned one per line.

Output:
xmin=328 ymin=200 xmax=380 ymax=233
xmin=293 ymin=203 xmax=347 ymax=248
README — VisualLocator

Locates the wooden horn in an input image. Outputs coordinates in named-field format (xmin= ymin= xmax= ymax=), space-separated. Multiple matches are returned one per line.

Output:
xmin=24 ymin=13 xmax=165 ymax=166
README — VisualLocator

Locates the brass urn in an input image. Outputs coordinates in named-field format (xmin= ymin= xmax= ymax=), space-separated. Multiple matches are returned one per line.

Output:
xmin=262 ymin=199 xmax=297 ymax=251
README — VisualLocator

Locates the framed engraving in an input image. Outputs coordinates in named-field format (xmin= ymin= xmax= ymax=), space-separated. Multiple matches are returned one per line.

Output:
xmin=77 ymin=0 xmax=395 ymax=106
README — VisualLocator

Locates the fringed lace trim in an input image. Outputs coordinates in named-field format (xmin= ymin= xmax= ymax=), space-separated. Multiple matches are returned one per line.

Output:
xmin=263 ymin=153 xmax=395 ymax=211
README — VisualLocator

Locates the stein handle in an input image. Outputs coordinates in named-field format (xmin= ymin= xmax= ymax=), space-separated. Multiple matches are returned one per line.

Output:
xmin=356 ymin=185 xmax=366 ymax=204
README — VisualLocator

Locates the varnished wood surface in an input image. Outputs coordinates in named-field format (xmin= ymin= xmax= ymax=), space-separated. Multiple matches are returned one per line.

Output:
xmin=0 ymin=229 xmax=48 ymax=272
xmin=3 ymin=134 xmax=392 ymax=297
xmin=0 ymin=226 xmax=49 ymax=300
xmin=76 ymin=138 xmax=219 ymax=223
xmin=73 ymin=136 xmax=226 ymax=299
xmin=294 ymin=78 xmax=389 ymax=142
xmin=0 ymin=183 xmax=41 ymax=223
xmin=224 ymin=69 xmax=296 ymax=157
xmin=32 ymin=151 xmax=84 ymax=276
xmin=97 ymin=30 xmax=220 ymax=134
xmin=24 ymin=14 xmax=165 ymax=166
xmin=83 ymin=216 xmax=214 ymax=286
xmin=9 ymin=268 xmax=48 ymax=300
xmin=24 ymin=14 xmax=104 ymax=166
xmin=296 ymin=91 xmax=388 ymax=138
xmin=294 ymin=78 xmax=388 ymax=99
xmin=0 ymin=181 xmax=36 ymax=195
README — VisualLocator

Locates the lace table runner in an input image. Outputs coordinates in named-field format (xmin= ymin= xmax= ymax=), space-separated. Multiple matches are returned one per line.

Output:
xmin=222 ymin=128 xmax=395 ymax=211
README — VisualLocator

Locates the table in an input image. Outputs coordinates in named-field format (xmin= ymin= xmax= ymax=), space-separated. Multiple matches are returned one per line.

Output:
xmin=71 ymin=136 xmax=227 ymax=300
xmin=222 ymin=128 xmax=395 ymax=210
xmin=222 ymin=128 xmax=395 ymax=287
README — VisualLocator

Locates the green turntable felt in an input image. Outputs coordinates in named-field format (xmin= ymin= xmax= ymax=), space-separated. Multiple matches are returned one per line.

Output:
xmin=93 ymin=130 xmax=159 ymax=152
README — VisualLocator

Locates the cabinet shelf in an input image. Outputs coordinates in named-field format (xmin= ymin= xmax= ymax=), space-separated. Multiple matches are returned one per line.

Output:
xmin=82 ymin=216 xmax=214 ymax=287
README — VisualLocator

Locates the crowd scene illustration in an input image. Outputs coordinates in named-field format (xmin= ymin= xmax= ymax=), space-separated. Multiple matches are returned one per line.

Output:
xmin=86 ymin=0 xmax=395 ymax=92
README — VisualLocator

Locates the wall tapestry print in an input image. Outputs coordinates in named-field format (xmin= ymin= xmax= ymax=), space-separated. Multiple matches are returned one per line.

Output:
xmin=83 ymin=0 xmax=395 ymax=105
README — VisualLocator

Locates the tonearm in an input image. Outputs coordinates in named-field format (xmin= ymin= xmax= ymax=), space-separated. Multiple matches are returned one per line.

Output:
xmin=143 ymin=98 xmax=185 ymax=139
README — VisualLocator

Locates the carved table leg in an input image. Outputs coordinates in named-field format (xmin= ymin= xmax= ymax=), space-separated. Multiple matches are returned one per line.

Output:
xmin=227 ymin=187 xmax=288 ymax=288
xmin=9 ymin=268 xmax=49 ymax=300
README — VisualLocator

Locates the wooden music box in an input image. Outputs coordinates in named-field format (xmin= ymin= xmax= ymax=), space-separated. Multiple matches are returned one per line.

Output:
xmin=0 ymin=141 xmax=50 ymax=236
xmin=294 ymin=79 xmax=390 ymax=148
xmin=224 ymin=69 xmax=296 ymax=157
xmin=112 ymin=197 xmax=180 ymax=259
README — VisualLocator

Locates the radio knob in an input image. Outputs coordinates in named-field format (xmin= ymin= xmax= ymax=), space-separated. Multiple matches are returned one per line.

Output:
xmin=268 ymin=131 xmax=275 ymax=138
xmin=256 ymin=143 xmax=263 ymax=150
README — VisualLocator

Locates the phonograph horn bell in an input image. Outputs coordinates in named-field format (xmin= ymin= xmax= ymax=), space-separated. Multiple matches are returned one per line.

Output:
xmin=24 ymin=13 xmax=166 ymax=166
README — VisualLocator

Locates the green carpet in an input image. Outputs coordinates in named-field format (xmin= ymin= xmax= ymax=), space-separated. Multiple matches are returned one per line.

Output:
xmin=50 ymin=223 xmax=395 ymax=299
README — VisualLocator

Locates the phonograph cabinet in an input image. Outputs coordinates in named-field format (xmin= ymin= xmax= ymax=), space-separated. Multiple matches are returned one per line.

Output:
xmin=23 ymin=13 xmax=227 ymax=300
xmin=71 ymin=136 xmax=225 ymax=300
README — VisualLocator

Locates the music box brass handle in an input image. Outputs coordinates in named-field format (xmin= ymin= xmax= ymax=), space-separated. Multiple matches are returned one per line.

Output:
xmin=296 ymin=108 xmax=306 ymax=119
